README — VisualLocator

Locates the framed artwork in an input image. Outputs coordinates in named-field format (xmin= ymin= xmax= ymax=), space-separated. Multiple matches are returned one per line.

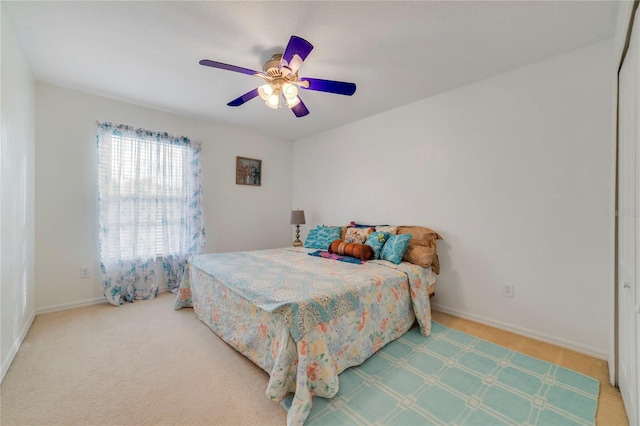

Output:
xmin=236 ymin=156 xmax=262 ymax=186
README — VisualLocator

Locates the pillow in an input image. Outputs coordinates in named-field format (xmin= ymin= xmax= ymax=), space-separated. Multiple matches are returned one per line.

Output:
xmin=303 ymin=226 xmax=342 ymax=250
xmin=397 ymin=225 xmax=441 ymax=242
xmin=322 ymin=225 xmax=348 ymax=240
xmin=303 ymin=226 xmax=321 ymax=249
xmin=328 ymin=239 xmax=374 ymax=261
xmin=344 ymin=226 xmax=373 ymax=244
xmin=318 ymin=226 xmax=343 ymax=250
xmin=375 ymin=225 xmax=398 ymax=235
xmin=350 ymin=221 xmax=387 ymax=229
xmin=350 ymin=221 xmax=397 ymax=234
xmin=430 ymin=254 xmax=440 ymax=275
xmin=365 ymin=231 xmax=391 ymax=259
xmin=397 ymin=226 xmax=442 ymax=274
xmin=380 ymin=234 xmax=412 ymax=264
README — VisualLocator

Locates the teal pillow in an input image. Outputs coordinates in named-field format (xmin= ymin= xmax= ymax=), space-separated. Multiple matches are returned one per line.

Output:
xmin=316 ymin=226 xmax=342 ymax=250
xmin=304 ymin=226 xmax=341 ymax=250
xmin=380 ymin=234 xmax=412 ymax=264
xmin=303 ymin=226 xmax=321 ymax=248
xmin=365 ymin=231 xmax=391 ymax=259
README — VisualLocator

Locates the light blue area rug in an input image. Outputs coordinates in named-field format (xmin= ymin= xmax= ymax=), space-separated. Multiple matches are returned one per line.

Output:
xmin=285 ymin=322 xmax=599 ymax=425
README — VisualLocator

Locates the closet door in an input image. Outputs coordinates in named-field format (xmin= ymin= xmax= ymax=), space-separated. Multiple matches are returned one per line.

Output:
xmin=618 ymin=11 xmax=639 ymax=426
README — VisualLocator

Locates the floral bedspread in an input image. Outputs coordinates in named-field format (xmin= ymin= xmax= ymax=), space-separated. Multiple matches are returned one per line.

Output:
xmin=175 ymin=247 xmax=433 ymax=425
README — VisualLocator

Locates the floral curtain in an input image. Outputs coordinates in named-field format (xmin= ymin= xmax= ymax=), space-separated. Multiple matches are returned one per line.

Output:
xmin=97 ymin=122 xmax=205 ymax=305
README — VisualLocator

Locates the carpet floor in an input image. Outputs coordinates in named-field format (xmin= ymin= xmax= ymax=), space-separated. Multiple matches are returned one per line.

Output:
xmin=0 ymin=292 xmax=629 ymax=425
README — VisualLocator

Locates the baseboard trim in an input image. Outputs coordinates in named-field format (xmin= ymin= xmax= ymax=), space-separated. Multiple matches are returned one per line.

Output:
xmin=431 ymin=302 xmax=609 ymax=360
xmin=1 ymin=310 xmax=36 ymax=383
xmin=35 ymin=286 xmax=171 ymax=315
xmin=36 ymin=297 xmax=108 ymax=315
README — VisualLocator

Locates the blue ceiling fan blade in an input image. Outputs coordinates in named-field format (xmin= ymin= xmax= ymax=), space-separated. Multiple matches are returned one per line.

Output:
xmin=199 ymin=60 xmax=267 ymax=78
xmin=227 ymin=88 xmax=260 ymax=107
xmin=299 ymin=78 xmax=356 ymax=96
xmin=280 ymin=36 xmax=314 ymax=75
xmin=290 ymin=97 xmax=310 ymax=117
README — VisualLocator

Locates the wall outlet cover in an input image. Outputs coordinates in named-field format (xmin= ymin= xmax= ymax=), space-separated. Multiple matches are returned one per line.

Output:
xmin=80 ymin=266 xmax=90 ymax=278
xmin=502 ymin=283 xmax=514 ymax=298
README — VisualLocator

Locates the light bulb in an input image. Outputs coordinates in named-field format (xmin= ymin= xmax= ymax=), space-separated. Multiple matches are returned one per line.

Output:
xmin=258 ymin=84 xmax=274 ymax=101
xmin=266 ymin=93 xmax=280 ymax=109
xmin=282 ymin=83 xmax=298 ymax=100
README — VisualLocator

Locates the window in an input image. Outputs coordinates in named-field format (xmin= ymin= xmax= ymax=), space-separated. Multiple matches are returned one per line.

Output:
xmin=97 ymin=122 xmax=204 ymax=304
xmin=100 ymin=134 xmax=188 ymax=258
xmin=97 ymin=123 xmax=204 ymax=262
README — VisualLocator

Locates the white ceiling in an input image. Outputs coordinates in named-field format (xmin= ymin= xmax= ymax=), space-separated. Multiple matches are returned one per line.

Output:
xmin=4 ymin=1 xmax=619 ymax=141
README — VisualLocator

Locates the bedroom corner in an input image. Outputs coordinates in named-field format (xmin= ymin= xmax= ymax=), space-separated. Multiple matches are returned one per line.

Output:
xmin=0 ymin=7 xmax=37 ymax=383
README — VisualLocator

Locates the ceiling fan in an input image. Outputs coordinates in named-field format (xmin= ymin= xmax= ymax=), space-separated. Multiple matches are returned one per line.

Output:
xmin=199 ymin=35 xmax=356 ymax=118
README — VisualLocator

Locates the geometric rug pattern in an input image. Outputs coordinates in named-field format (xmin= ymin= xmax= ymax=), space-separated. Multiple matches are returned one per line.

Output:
xmin=295 ymin=322 xmax=599 ymax=425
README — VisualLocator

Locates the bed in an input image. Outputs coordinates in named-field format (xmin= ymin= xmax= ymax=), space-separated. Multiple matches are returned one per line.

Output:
xmin=175 ymin=231 xmax=438 ymax=426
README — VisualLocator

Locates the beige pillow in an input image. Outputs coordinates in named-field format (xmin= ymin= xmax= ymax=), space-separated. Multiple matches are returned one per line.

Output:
xmin=431 ymin=254 xmax=440 ymax=275
xmin=375 ymin=225 xmax=398 ymax=235
xmin=344 ymin=227 xmax=374 ymax=244
xmin=397 ymin=226 xmax=441 ymax=274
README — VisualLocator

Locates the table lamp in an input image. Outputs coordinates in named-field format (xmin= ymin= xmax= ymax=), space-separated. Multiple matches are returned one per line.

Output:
xmin=290 ymin=210 xmax=306 ymax=247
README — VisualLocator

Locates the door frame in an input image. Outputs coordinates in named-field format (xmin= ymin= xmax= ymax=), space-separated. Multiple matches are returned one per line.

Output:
xmin=612 ymin=0 xmax=639 ymax=387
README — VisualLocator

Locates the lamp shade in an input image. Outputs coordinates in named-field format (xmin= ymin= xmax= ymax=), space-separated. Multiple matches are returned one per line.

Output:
xmin=258 ymin=84 xmax=273 ymax=101
xmin=290 ymin=210 xmax=305 ymax=225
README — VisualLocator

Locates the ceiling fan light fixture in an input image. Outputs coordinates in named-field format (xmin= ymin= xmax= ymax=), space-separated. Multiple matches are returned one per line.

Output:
xmin=266 ymin=91 xmax=280 ymax=109
xmin=199 ymin=35 xmax=356 ymax=118
xmin=282 ymin=83 xmax=298 ymax=100
xmin=258 ymin=83 xmax=274 ymax=101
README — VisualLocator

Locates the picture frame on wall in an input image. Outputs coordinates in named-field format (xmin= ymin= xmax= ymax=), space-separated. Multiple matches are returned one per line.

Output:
xmin=236 ymin=156 xmax=262 ymax=186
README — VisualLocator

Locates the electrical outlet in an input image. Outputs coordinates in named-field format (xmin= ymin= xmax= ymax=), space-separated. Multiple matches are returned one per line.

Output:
xmin=80 ymin=266 xmax=90 ymax=279
xmin=502 ymin=283 xmax=514 ymax=298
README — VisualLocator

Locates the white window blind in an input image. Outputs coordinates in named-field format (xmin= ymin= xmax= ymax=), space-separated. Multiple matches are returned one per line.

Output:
xmin=98 ymin=133 xmax=188 ymax=260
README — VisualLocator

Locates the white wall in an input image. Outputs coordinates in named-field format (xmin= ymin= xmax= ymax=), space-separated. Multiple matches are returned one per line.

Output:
xmin=1 ymin=9 xmax=36 ymax=381
xmin=292 ymin=40 xmax=614 ymax=358
xmin=35 ymin=84 xmax=292 ymax=312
